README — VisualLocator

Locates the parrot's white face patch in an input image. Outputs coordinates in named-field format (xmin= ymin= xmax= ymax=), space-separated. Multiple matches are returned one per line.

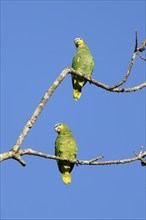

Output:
xmin=74 ymin=38 xmax=82 ymax=42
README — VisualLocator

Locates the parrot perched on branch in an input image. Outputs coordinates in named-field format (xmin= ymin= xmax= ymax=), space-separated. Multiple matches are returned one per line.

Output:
xmin=72 ymin=38 xmax=94 ymax=100
xmin=54 ymin=123 xmax=78 ymax=184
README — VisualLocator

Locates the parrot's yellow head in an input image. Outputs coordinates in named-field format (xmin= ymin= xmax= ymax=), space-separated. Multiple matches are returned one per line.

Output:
xmin=74 ymin=38 xmax=86 ymax=48
xmin=54 ymin=123 xmax=70 ymax=134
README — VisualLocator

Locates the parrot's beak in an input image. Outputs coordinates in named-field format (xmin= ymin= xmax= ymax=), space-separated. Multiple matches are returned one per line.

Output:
xmin=54 ymin=124 xmax=61 ymax=133
xmin=74 ymin=38 xmax=83 ymax=47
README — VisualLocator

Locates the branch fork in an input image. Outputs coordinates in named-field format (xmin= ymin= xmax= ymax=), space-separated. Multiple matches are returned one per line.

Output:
xmin=0 ymin=32 xmax=145 ymax=167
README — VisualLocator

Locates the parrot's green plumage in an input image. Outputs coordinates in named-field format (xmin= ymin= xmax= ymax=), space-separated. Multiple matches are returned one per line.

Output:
xmin=72 ymin=38 xmax=94 ymax=100
xmin=54 ymin=123 xmax=78 ymax=184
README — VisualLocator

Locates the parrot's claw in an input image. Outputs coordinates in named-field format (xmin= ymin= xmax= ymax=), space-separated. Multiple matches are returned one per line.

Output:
xmin=89 ymin=76 xmax=92 ymax=84
xmin=75 ymin=159 xmax=80 ymax=166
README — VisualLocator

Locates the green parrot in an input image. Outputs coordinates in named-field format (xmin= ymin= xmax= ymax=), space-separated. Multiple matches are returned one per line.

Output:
xmin=72 ymin=38 xmax=94 ymax=100
xmin=54 ymin=123 xmax=78 ymax=184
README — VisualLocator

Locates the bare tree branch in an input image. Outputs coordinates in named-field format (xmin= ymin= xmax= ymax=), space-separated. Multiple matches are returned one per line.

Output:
xmin=109 ymin=82 xmax=146 ymax=93
xmin=137 ymin=39 xmax=146 ymax=52
xmin=69 ymin=68 xmax=146 ymax=92
xmin=8 ymin=34 xmax=146 ymax=156
xmin=11 ymin=68 xmax=70 ymax=154
xmin=0 ymin=147 xmax=146 ymax=166
xmin=137 ymin=38 xmax=146 ymax=61
xmin=134 ymin=146 xmax=146 ymax=166
xmin=0 ymin=33 xmax=146 ymax=169
xmin=0 ymin=149 xmax=26 ymax=166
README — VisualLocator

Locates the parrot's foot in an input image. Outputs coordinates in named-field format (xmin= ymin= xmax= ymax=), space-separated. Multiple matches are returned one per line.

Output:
xmin=75 ymin=159 xmax=80 ymax=166
xmin=89 ymin=76 xmax=92 ymax=84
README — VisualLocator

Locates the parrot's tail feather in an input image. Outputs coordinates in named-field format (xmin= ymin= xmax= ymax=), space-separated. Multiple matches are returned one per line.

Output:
xmin=73 ymin=89 xmax=81 ymax=101
xmin=62 ymin=172 xmax=71 ymax=184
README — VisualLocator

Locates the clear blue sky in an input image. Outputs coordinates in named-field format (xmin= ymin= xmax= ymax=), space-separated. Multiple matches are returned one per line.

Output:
xmin=1 ymin=1 xmax=145 ymax=219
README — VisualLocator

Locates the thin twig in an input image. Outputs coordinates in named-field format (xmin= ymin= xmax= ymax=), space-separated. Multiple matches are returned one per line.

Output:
xmin=134 ymin=31 xmax=138 ymax=52
xmin=108 ymin=52 xmax=137 ymax=89
xmin=108 ymin=31 xmax=138 ymax=89
xmin=88 ymin=156 xmax=104 ymax=164
xmin=137 ymin=53 xmax=146 ymax=61
xmin=134 ymin=146 xmax=146 ymax=166
xmin=110 ymin=82 xmax=146 ymax=92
